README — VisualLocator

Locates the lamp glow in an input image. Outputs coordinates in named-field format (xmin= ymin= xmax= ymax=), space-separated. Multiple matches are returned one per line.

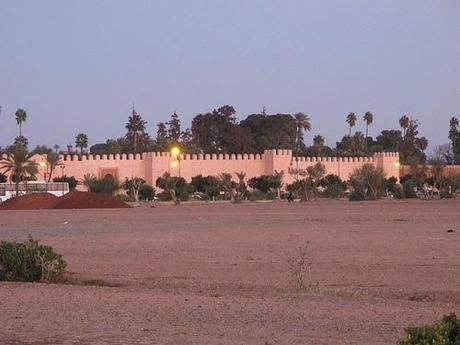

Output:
xmin=170 ymin=147 xmax=180 ymax=156
xmin=171 ymin=160 xmax=179 ymax=168
xmin=40 ymin=161 xmax=47 ymax=167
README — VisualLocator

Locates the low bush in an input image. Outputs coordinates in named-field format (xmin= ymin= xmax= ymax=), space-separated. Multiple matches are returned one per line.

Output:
xmin=320 ymin=174 xmax=347 ymax=199
xmin=398 ymin=313 xmax=460 ymax=345
xmin=84 ymin=174 xmax=119 ymax=194
xmin=248 ymin=190 xmax=266 ymax=201
xmin=402 ymin=179 xmax=418 ymax=198
xmin=392 ymin=184 xmax=405 ymax=199
xmin=0 ymin=238 xmax=66 ymax=282
xmin=349 ymin=164 xmax=386 ymax=201
xmin=53 ymin=175 xmax=78 ymax=190
xmin=139 ymin=184 xmax=155 ymax=201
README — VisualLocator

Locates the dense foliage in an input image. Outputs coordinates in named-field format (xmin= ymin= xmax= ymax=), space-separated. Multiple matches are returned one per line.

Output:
xmin=53 ymin=175 xmax=78 ymax=190
xmin=349 ymin=164 xmax=386 ymax=201
xmin=83 ymin=174 xmax=119 ymax=194
xmin=398 ymin=313 xmax=460 ymax=345
xmin=0 ymin=238 xmax=66 ymax=282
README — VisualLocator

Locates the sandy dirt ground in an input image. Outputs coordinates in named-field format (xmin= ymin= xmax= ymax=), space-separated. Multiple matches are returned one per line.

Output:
xmin=0 ymin=199 xmax=459 ymax=344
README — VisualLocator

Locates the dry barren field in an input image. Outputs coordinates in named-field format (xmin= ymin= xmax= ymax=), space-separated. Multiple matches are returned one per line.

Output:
xmin=0 ymin=199 xmax=459 ymax=345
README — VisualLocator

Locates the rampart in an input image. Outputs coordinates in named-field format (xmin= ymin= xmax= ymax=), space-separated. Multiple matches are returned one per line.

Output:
xmin=1 ymin=150 xmax=401 ymax=187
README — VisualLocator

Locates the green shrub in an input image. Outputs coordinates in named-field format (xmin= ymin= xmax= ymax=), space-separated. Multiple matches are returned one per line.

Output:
xmin=248 ymin=175 xmax=279 ymax=193
xmin=384 ymin=176 xmax=398 ymax=194
xmin=156 ymin=173 xmax=193 ymax=204
xmin=157 ymin=191 xmax=172 ymax=202
xmin=190 ymin=175 xmax=219 ymax=199
xmin=348 ymin=164 xmax=386 ymax=201
xmin=398 ymin=313 xmax=460 ymax=345
xmin=0 ymin=238 xmax=66 ymax=282
xmin=392 ymin=184 xmax=405 ymax=199
xmin=53 ymin=175 xmax=78 ymax=190
xmin=0 ymin=172 xmax=7 ymax=183
xmin=248 ymin=190 xmax=267 ymax=201
xmin=85 ymin=174 xmax=119 ymax=194
xmin=139 ymin=184 xmax=155 ymax=201
xmin=402 ymin=179 xmax=417 ymax=198
xmin=320 ymin=174 xmax=347 ymax=199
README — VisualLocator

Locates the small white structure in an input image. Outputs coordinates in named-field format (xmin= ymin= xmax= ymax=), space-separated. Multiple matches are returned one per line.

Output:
xmin=0 ymin=182 xmax=69 ymax=202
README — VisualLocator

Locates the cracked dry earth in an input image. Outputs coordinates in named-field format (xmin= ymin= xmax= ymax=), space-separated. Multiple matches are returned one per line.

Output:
xmin=0 ymin=199 xmax=459 ymax=345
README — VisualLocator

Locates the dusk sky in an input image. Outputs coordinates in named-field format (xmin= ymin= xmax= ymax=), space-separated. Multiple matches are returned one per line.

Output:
xmin=1 ymin=0 xmax=459 ymax=152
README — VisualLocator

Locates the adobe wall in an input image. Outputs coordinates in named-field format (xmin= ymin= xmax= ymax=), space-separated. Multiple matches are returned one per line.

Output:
xmin=1 ymin=150 xmax=401 ymax=187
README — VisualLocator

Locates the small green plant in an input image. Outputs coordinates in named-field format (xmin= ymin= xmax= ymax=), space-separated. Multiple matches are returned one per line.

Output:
xmin=0 ymin=238 xmax=66 ymax=282
xmin=398 ymin=313 xmax=460 ymax=345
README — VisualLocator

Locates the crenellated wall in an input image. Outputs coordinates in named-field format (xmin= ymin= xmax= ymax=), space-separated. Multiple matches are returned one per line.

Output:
xmin=1 ymin=150 xmax=401 ymax=187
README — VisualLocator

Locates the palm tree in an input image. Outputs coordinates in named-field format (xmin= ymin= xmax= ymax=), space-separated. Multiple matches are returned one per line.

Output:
xmin=126 ymin=108 xmax=147 ymax=154
xmin=15 ymin=109 xmax=27 ymax=137
xmin=293 ymin=112 xmax=311 ymax=156
xmin=0 ymin=147 xmax=38 ymax=195
xmin=53 ymin=144 xmax=60 ymax=153
xmin=399 ymin=115 xmax=410 ymax=138
xmin=313 ymin=135 xmax=325 ymax=147
xmin=45 ymin=152 xmax=62 ymax=182
xmin=346 ymin=112 xmax=357 ymax=136
xmin=234 ymin=171 xmax=247 ymax=203
xmin=363 ymin=111 xmax=373 ymax=138
xmin=75 ymin=133 xmax=88 ymax=155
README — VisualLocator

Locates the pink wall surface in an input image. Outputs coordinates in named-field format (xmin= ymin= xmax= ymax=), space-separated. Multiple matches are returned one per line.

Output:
xmin=1 ymin=150 xmax=401 ymax=187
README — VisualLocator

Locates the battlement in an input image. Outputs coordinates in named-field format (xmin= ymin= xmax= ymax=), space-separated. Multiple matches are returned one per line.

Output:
xmin=59 ymin=153 xmax=145 ymax=161
xmin=373 ymin=151 xmax=399 ymax=158
xmin=151 ymin=152 xmax=264 ymax=160
xmin=293 ymin=155 xmax=375 ymax=163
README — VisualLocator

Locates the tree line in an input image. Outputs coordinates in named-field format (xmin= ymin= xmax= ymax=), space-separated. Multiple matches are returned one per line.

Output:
xmin=1 ymin=105 xmax=460 ymax=165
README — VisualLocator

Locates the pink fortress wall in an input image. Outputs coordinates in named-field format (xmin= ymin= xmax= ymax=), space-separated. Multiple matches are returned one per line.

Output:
xmin=1 ymin=150 xmax=401 ymax=187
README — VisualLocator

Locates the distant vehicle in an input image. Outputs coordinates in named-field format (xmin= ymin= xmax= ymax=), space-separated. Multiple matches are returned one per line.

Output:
xmin=0 ymin=182 xmax=70 ymax=202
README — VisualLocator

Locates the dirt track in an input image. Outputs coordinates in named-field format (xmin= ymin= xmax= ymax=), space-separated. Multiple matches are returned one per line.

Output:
xmin=1 ymin=199 xmax=459 ymax=344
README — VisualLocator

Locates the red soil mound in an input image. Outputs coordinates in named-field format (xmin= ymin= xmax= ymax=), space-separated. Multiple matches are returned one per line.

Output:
xmin=0 ymin=193 xmax=59 ymax=210
xmin=53 ymin=191 xmax=131 ymax=209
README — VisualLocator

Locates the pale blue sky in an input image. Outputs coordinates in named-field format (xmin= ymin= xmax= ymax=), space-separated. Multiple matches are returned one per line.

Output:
xmin=1 ymin=0 xmax=459 ymax=151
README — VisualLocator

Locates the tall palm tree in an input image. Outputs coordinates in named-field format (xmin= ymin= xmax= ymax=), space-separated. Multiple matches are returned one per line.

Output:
xmin=45 ymin=152 xmax=62 ymax=182
xmin=293 ymin=112 xmax=311 ymax=155
xmin=363 ymin=111 xmax=374 ymax=138
xmin=0 ymin=148 xmax=38 ymax=195
xmin=346 ymin=112 xmax=357 ymax=136
xmin=126 ymin=109 xmax=147 ymax=154
xmin=399 ymin=115 xmax=410 ymax=138
xmin=75 ymin=133 xmax=88 ymax=155
xmin=15 ymin=109 xmax=27 ymax=137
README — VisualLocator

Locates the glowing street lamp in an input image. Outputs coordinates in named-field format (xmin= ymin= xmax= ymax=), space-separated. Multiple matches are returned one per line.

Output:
xmin=171 ymin=147 xmax=180 ymax=157
xmin=40 ymin=161 xmax=48 ymax=181
xmin=169 ymin=147 xmax=181 ymax=177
